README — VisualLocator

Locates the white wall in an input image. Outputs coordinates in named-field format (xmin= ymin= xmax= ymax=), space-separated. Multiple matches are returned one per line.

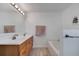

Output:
xmin=25 ymin=12 xmax=62 ymax=48
xmin=0 ymin=11 xmax=26 ymax=34
xmin=62 ymin=4 xmax=79 ymax=29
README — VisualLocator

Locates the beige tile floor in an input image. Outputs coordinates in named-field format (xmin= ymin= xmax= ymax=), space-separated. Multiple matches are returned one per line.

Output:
xmin=29 ymin=48 xmax=51 ymax=56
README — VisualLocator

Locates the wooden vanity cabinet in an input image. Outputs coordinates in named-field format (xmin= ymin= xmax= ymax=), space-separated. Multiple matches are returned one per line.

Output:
xmin=19 ymin=36 xmax=33 ymax=56
xmin=0 ymin=36 xmax=33 ymax=56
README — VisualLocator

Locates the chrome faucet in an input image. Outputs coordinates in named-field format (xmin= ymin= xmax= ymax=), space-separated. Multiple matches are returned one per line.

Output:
xmin=12 ymin=34 xmax=18 ymax=40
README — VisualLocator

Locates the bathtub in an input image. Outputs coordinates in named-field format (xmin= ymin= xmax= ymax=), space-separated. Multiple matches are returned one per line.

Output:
xmin=48 ymin=40 xmax=60 ymax=56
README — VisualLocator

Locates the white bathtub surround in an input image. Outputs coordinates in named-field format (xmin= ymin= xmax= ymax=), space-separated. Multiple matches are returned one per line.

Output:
xmin=0 ymin=33 xmax=32 ymax=45
xmin=48 ymin=40 xmax=60 ymax=56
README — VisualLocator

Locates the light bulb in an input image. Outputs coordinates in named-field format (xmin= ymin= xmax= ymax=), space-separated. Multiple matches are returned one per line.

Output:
xmin=15 ymin=5 xmax=18 ymax=8
xmin=18 ymin=8 xmax=21 ymax=11
xmin=22 ymin=13 xmax=24 ymax=15
xmin=21 ymin=11 xmax=23 ymax=13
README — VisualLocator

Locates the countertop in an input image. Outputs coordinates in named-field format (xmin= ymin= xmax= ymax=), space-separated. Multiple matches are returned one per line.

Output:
xmin=0 ymin=34 xmax=33 ymax=45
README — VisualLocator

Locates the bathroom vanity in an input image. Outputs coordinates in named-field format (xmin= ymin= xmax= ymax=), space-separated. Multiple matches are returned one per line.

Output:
xmin=0 ymin=34 xmax=33 ymax=56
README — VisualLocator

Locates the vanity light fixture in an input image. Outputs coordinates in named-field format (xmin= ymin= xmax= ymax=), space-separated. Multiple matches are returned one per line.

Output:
xmin=10 ymin=3 xmax=25 ymax=15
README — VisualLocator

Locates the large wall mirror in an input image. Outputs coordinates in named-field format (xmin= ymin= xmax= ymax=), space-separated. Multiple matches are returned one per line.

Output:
xmin=0 ymin=3 xmax=26 ymax=34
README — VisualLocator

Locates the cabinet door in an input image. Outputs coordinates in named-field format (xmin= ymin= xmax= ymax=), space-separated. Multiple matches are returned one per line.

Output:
xmin=19 ymin=40 xmax=27 ymax=56
xmin=19 ymin=36 xmax=33 ymax=56
xmin=0 ymin=45 xmax=18 ymax=56
xmin=19 ymin=46 xmax=27 ymax=56
xmin=27 ymin=39 xmax=32 ymax=51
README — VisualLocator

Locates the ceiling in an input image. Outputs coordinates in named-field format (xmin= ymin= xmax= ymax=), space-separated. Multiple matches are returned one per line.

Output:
xmin=0 ymin=3 xmax=72 ymax=12
xmin=18 ymin=3 xmax=72 ymax=12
